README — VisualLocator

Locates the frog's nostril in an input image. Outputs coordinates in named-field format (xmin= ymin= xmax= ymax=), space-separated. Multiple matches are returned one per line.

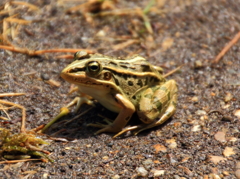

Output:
xmin=69 ymin=68 xmax=85 ymax=73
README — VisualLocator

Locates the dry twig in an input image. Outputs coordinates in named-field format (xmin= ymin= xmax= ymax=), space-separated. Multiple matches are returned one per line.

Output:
xmin=0 ymin=99 xmax=26 ymax=133
xmin=163 ymin=65 xmax=183 ymax=78
xmin=212 ymin=31 xmax=240 ymax=64
xmin=0 ymin=93 xmax=26 ymax=132
xmin=0 ymin=45 xmax=94 ymax=56
xmin=0 ymin=158 xmax=42 ymax=164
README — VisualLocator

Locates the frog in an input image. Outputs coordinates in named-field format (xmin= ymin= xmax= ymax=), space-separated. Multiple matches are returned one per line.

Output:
xmin=60 ymin=51 xmax=178 ymax=138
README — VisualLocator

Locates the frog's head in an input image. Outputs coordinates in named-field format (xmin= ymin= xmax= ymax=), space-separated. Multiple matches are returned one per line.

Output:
xmin=61 ymin=51 xmax=115 ymax=88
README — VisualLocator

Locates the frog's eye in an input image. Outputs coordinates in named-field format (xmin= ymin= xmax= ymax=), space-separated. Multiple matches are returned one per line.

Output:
xmin=74 ymin=51 xmax=90 ymax=61
xmin=87 ymin=61 xmax=101 ymax=75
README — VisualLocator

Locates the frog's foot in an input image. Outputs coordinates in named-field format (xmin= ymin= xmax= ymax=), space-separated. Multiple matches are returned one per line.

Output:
xmin=41 ymin=107 xmax=70 ymax=132
xmin=87 ymin=118 xmax=121 ymax=135
xmin=112 ymin=126 xmax=140 ymax=138
xmin=67 ymin=96 xmax=95 ymax=113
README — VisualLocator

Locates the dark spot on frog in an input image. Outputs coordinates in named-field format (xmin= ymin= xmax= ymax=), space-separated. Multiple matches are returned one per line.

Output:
xmin=141 ymin=64 xmax=151 ymax=72
xmin=128 ymin=81 xmax=133 ymax=86
xmin=137 ymin=79 xmax=143 ymax=87
xmin=150 ymin=77 xmax=154 ymax=82
xmin=119 ymin=62 xmax=129 ymax=65
xmin=120 ymin=65 xmax=128 ymax=69
xmin=115 ymin=78 xmax=120 ymax=86
xmin=123 ymin=74 xmax=128 ymax=80
xmin=109 ymin=61 xmax=118 ymax=66
xmin=145 ymin=78 xmax=148 ymax=85
xmin=154 ymin=78 xmax=160 ymax=82
xmin=117 ymin=73 xmax=122 ymax=77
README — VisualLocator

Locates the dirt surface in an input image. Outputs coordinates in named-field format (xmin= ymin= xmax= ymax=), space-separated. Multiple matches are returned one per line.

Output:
xmin=0 ymin=0 xmax=240 ymax=178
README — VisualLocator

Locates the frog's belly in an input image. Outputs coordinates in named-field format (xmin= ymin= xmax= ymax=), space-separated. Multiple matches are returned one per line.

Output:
xmin=78 ymin=85 xmax=121 ymax=113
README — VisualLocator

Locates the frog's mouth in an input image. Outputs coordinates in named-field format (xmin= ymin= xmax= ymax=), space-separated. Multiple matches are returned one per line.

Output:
xmin=61 ymin=71 xmax=102 ymax=87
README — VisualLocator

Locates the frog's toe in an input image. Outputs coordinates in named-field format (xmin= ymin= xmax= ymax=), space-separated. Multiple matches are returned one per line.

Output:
xmin=113 ymin=126 xmax=139 ymax=138
xmin=87 ymin=123 xmax=107 ymax=128
xmin=133 ymin=129 xmax=143 ymax=136
xmin=87 ymin=121 xmax=121 ymax=135
xmin=102 ymin=118 xmax=114 ymax=125
xmin=87 ymin=118 xmax=113 ymax=128
xmin=94 ymin=125 xmax=122 ymax=135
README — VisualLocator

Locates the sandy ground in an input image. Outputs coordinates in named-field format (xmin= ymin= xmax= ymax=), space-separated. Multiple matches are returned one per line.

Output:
xmin=0 ymin=0 xmax=240 ymax=178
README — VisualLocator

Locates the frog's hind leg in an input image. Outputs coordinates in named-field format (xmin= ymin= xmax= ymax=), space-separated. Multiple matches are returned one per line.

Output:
xmin=113 ymin=97 xmax=177 ymax=138
xmin=113 ymin=101 xmax=176 ymax=138
xmin=134 ymin=91 xmax=177 ymax=135
xmin=134 ymin=79 xmax=178 ymax=135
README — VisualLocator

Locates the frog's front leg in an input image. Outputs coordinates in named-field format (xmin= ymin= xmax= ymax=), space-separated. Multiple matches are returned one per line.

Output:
xmin=88 ymin=93 xmax=135 ymax=135
xmin=42 ymin=91 xmax=94 ymax=132
xmin=66 ymin=93 xmax=94 ymax=113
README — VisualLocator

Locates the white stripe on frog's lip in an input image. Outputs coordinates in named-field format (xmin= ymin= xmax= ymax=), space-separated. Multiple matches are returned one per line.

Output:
xmin=61 ymin=72 xmax=106 ymax=87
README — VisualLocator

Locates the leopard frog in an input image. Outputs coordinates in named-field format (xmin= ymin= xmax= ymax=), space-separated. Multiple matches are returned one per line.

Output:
xmin=60 ymin=51 xmax=178 ymax=138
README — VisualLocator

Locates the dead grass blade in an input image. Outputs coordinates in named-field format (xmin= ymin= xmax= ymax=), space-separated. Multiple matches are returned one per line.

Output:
xmin=0 ymin=100 xmax=26 ymax=133
xmin=212 ymin=31 xmax=240 ymax=64
xmin=163 ymin=65 xmax=183 ymax=78
xmin=10 ymin=1 xmax=39 ymax=11
xmin=0 ymin=159 xmax=42 ymax=164
xmin=113 ymin=39 xmax=140 ymax=51
xmin=0 ymin=45 xmax=94 ymax=56
xmin=0 ymin=93 xmax=25 ymax=97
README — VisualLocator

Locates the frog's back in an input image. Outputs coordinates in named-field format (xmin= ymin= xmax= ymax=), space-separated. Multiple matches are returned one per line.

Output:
xmin=92 ymin=53 xmax=162 ymax=76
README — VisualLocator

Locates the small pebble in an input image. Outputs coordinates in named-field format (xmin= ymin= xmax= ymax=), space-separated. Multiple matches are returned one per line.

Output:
xmin=195 ymin=110 xmax=207 ymax=116
xmin=142 ymin=159 xmax=153 ymax=169
xmin=191 ymin=96 xmax=198 ymax=102
xmin=96 ymin=30 xmax=106 ymax=37
xmin=42 ymin=173 xmax=48 ymax=179
xmin=102 ymin=156 xmax=109 ymax=160
xmin=209 ymin=155 xmax=226 ymax=164
xmin=209 ymin=173 xmax=221 ymax=179
xmin=86 ymin=144 xmax=91 ymax=148
xmin=222 ymin=171 xmax=230 ymax=176
xmin=166 ymin=138 xmax=177 ymax=149
xmin=223 ymin=147 xmax=235 ymax=157
xmin=153 ymin=144 xmax=167 ymax=153
xmin=136 ymin=167 xmax=148 ymax=177
xmin=236 ymin=170 xmax=240 ymax=179
xmin=224 ymin=92 xmax=233 ymax=102
xmin=191 ymin=125 xmax=201 ymax=132
xmin=111 ymin=174 xmax=120 ymax=179
xmin=234 ymin=109 xmax=240 ymax=119
xmin=214 ymin=131 xmax=226 ymax=143
xmin=153 ymin=169 xmax=165 ymax=177
xmin=40 ymin=73 xmax=50 ymax=81
xmin=107 ymin=142 xmax=114 ymax=147
xmin=236 ymin=161 xmax=240 ymax=169
xmin=194 ymin=60 xmax=203 ymax=68
xmin=174 ymin=175 xmax=181 ymax=179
